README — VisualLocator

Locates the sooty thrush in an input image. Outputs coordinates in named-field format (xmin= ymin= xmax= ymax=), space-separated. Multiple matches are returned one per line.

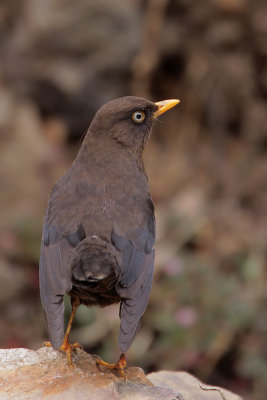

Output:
xmin=39 ymin=96 xmax=179 ymax=376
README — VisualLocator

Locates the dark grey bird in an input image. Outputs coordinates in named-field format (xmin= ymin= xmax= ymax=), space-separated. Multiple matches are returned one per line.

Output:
xmin=39 ymin=96 xmax=179 ymax=376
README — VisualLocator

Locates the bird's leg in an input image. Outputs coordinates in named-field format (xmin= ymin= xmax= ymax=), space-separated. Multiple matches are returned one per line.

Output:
xmin=59 ymin=297 xmax=82 ymax=367
xmin=95 ymin=353 xmax=127 ymax=379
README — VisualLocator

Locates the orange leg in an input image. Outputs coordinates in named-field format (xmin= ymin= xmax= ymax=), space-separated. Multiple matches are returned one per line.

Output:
xmin=95 ymin=353 xmax=127 ymax=379
xmin=59 ymin=297 xmax=82 ymax=367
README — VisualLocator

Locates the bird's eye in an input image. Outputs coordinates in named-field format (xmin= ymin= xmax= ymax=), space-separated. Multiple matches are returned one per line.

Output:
xmin=132 ymin=111 xmax=145 ymax=123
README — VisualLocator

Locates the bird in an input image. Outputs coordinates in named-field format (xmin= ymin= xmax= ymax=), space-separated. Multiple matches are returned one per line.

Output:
xmin=39 ymin=96 xmax=180 ymax=377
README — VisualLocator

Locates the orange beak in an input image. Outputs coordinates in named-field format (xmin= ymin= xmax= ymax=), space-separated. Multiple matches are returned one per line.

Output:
xmin=153 ymin=99 xmax=180 ymax=118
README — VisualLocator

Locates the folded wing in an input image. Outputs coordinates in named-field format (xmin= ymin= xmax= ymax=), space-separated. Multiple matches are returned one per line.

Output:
xmin=112 ymin=224 xmax=155 ymax=353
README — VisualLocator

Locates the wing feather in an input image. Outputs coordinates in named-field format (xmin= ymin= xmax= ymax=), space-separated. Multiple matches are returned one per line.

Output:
xmin=112 ymin=226 xmax=155 ymax=353
xmin=119 ymin=252 xmax=154 ymax=353
xmin=39 ymin=218 xmax=73 ymax=349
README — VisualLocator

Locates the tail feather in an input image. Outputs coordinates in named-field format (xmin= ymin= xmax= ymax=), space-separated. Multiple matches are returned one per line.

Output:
xmin=71 ymin=235 xmax=120 ymax=284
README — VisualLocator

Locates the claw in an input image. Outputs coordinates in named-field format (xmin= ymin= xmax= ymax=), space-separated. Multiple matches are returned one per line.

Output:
xmin=95 ymin=353 xmax=127 ymax=380
xmin=42 ymin=341 xmax=52 ymax=348
xmin=59 ymin=341 xmax=82 ymax=367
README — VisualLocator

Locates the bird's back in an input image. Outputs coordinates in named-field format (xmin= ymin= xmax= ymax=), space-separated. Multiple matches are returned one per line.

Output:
xmin=46 ymin=135 xmax=153 ymax=239
xmin=42 ymin=136 xmax=154 ymax=303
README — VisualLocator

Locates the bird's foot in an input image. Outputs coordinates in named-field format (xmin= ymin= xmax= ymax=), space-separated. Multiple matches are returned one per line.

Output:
xmin=59 ymin=341 xmax=83 ymax=367
xmin=41 ymin=340 xmax=82 ymax=366
xmin=41 ymin=341 xmax=52 ymax=347
xmin=95 ymin=353 xmax=127 ymax=380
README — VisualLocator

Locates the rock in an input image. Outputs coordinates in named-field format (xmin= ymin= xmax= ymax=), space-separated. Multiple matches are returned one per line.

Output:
xmin=0 ymin=347 xmax=243 ymax=400
xmin=147 ymin=371 xmax=243 ymax=400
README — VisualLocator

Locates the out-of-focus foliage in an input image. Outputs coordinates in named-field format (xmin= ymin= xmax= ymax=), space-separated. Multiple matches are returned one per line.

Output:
xmin=0 ymin=1 xmax=267 ymax=399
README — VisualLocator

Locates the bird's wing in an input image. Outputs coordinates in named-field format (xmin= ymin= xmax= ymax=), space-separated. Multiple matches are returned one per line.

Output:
xmin=112 ymin=220 xmax=155 ymax=353
xmin=39 ymin=215 xmax=86 ymax=348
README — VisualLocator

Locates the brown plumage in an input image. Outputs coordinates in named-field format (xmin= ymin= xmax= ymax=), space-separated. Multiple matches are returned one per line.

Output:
xmin=39 ymin=96 xmax=179 ymax=373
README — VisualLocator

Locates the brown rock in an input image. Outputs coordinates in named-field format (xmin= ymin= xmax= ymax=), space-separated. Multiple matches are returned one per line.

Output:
xmin=0 ymin=347 xmax=243 ymax=400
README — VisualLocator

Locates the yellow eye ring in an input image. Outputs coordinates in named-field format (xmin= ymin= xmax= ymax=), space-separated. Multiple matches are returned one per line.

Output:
xmin=132 ymin=111 xmax=145 ymax=123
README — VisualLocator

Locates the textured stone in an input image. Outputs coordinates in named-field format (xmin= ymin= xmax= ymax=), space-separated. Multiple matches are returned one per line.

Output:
xmin=147 ymin=370 xmax=243 ymax=400
xmin=0 ymin=347 xmax=243 ymax=400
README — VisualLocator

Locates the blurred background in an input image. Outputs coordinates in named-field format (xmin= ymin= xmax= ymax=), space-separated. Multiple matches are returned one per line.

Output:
xmin=0 ymin=0 xmax=267 ymax=399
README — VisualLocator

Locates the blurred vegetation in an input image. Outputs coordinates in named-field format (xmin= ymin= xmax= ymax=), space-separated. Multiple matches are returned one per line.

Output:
xmin=0 ymin=1 xmax=267 ymax=399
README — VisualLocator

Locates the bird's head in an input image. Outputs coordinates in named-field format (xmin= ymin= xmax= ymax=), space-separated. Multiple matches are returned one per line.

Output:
xmin=89 ymin=96 xmax=180 ymax=155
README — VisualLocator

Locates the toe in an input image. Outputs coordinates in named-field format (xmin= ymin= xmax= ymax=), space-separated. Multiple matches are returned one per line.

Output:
xmin=42 ymin=341 xmax=52 ymax=348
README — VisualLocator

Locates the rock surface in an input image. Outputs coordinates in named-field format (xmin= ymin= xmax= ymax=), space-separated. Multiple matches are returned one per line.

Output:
xmin=0 ymin=347 xmax=242 ymax=400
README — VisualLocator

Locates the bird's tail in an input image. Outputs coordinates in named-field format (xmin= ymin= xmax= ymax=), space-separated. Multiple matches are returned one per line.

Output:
xmin=70 ymin=235 xmax=120 ymax=286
